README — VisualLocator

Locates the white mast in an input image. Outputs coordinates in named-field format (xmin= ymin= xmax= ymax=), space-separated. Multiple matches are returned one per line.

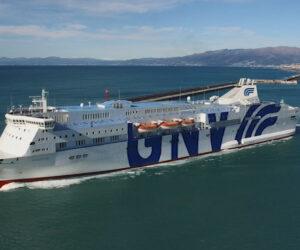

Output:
xmin=30 ymin=89 xmax=48 ymax=113
xmin=41 ymin=89 xmax=48 ymax=113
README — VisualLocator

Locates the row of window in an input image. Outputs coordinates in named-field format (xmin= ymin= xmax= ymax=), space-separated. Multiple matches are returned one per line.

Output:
xmin=53 ymin=114 xmax=69 ymax=123
xmin=11 ymin=119 xmax=25 ymax=124
xmin=125 ymin=110 xmax=138 ymax=116
xmin=58 ymin=142 xmax=67 ymax=149
xmin=111 ymin=135 xmax=119 ymax=141
xmin=32 ymin=148 xmax=49 ymax=153
xmin=36 ymin=127 xmax=125 ymax=142
xmin=69 ymin=154 xmax=88 ymax=160
xmin=82 ymin=112 xmax=109 ymax=120
xmin=93 ymin=137 xmax=104 ymax=144
xmin=144 ymin=107 xmax=180 ymax=114
xmin=112 ymin=103 xmax=123 ymax=109
xmin=10 ymin=118 xmax=54 ymax=128
xmin=38 ymin=137 xmax=48 ymax=141
xmin=8 ymin=118 xmax=43 ymax=126
xmin=57 ymin=135 xmax=120 ymax=149
xmin=26 ymin=120 xmax=49 ymax=126
xmin=76 ymin=140 xmax=85 ymax=146
xmin=5 ymin=132 xmax=22 ymax=140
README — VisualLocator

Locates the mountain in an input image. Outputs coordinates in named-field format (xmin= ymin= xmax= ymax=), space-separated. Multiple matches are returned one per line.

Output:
xmin=0 ymin=57 xmax=122 ymax=66
xmin=1 ymin=46 xmax=300 ymax=66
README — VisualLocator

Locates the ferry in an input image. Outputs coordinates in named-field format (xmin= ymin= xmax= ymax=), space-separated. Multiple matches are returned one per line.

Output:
xmin=0 ymin=78 xmax=298 ymax=188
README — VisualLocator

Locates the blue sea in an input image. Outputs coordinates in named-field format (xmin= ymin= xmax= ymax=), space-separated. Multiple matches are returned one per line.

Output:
xmin=0 ymin=66 xmax=300 ymax=250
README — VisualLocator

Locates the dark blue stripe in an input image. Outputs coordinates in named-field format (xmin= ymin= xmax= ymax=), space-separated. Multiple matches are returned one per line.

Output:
xmin=181 ymin=130 xmax=199 ymax=156
xmin=255 ymin=117 xmax=278 ymax=136
xmin=171 ymin=133 xmax=179 ymax=160
xmin=208 ymin=112 xmax=228 ymax=151
xmin=235 ymin=104 xmax=260 ymax=142
xmin=245 ymin=104 xmax=281 ymax=138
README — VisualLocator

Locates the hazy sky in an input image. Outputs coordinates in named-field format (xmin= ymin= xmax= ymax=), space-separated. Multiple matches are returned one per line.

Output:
xmin=0 ymin=0 xmax=299 ymax=59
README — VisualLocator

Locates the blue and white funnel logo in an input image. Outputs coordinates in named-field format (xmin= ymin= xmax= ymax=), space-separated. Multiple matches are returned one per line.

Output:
xmin=244 ymin=87 xmax=255 ymax=96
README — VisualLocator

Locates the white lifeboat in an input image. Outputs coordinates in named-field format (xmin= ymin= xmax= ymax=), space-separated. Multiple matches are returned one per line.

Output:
xmin=181 ymin=119 xmax=195 ymax=127
xmin=160 ymin=121 xmax=180 ymax=130
xmin=138 ymin=124 xmax=159 ymax=133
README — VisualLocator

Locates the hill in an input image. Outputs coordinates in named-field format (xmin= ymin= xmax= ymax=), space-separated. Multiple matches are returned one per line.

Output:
xmin=1 ymin=46 xmax=300 ymax=66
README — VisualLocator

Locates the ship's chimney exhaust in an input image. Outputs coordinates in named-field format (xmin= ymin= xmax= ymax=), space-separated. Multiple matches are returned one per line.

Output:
xmin=105 ymin=88 xmax=110 ymax=101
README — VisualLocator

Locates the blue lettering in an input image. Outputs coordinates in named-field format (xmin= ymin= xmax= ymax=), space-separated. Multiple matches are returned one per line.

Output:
xmin=127 ymin=123 xmax=162 ymax=167
xmin=208 ymin=112 xmax=228 ymax=151
xmin=181 ymin=130 xmax=199 ymax=156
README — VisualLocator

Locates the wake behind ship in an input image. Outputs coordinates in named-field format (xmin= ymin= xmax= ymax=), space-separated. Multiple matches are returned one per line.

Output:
xmin=0 ymin=78 xmax=298 ymax=188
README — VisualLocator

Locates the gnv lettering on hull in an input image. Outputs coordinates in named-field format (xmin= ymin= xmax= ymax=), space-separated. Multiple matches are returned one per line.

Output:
xmin=208 ymin=112 xmax=229 ymax=151
xmin=170 ymin=130 xmax=199 ymax=160
xmin=127 ymin=112 xmax=229 ymax=167
xmin=127 ymin=123 xmax=162 ymax=167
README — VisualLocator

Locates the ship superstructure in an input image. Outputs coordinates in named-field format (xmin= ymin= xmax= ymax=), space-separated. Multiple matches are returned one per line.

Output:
xmin=0 ymin=78 xmax=298 ymax=187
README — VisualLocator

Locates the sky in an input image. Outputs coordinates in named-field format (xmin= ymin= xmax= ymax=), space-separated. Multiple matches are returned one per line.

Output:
xmin=0 ymin=0 xmax=300 ymax=59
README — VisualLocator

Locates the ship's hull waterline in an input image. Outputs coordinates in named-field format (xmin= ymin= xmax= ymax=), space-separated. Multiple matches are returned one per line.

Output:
xmin=0 ymin=127 xmax=296 ymax=188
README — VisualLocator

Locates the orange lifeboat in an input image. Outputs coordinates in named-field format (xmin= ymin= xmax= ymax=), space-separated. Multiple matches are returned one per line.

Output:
xmin=138 ymin=124 xmax=159 ymax=133
xmin=160 ymin=121 xmax=180 ymax=130
xmin=181 ymin=119 xmax=195 ymax=127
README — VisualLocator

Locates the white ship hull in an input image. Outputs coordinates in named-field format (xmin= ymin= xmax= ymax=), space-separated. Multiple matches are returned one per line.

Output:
xmin=0 ymin=79 xmax=299 ymax=188
xmin=0 ymin=111 xmax=297 ymax=187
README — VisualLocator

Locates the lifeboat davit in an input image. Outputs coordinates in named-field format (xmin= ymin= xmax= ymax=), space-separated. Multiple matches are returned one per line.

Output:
xmin=160 ymin=121 xmax=180 ymax=130
xmin=138 ymin=124 xmax=159 ymax=133
xmin=181 ymin=119 xmax=195 ymax=127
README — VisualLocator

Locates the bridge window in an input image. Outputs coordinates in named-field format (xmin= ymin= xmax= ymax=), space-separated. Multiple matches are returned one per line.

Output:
xmin=110 ymin=135 xmax=119 ymax=142
xmin=59 ymin=142 xmax=67 ymax=149
xmin=54 ymin=114 xmax=69 ymax=123
xmin=76 ymin=140 xmax=85 ymax=146
xmin=93 ymin=137 xmax=104 ymax=144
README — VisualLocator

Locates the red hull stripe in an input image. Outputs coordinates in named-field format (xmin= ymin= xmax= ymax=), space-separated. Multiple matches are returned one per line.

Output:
xmin=0 ymin=134 xmax=293 ymax=189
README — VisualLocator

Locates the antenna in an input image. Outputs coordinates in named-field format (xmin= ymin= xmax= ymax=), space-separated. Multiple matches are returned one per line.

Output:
xmin=179 ymin=87 xmax=181 ymax=101
xmin=29 ymin=89 xmax=48 ymax=113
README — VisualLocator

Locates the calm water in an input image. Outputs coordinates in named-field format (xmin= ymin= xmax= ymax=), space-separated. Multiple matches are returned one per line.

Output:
xmin=0 ymin=66 xmax=300 ymax=250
